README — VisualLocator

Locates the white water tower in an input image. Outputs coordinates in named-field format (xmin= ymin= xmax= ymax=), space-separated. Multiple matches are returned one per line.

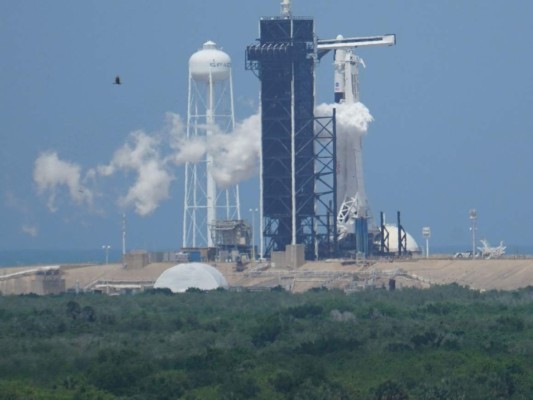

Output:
xmin=183 ymin=41 xmax=241 ymax=248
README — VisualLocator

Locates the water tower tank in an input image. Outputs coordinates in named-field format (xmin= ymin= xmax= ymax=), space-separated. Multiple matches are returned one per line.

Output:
xmin=189 ymin=41 xmax=231 ymax=82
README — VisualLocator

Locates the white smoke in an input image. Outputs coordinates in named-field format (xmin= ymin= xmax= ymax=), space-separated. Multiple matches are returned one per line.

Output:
xmin=120 ymin=160 xmax=174 ymax=215
xmin=33 ymin=111 xmax=261 ymax=216
xmin=98 ymin=130 xmax=173 ymax=216
xmin=166 ymin=113 xmax=207 ymax=164
xmin=166 ymin=111 xmax=261 ymax=188
xmin=208 ymin=113 xmax=261 ymax=188
xmin=315 ymin=101 xmax=374 ymax=136
xmin=33 ymin=151 xmax=93 ymax=212
xmin=172 ymin=137 xmax=206 ymax=165
xmin=22 ymin=224 xmax=38 ymax=237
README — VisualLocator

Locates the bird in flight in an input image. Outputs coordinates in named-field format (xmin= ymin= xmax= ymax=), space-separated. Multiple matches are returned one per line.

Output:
xmin=114 ymin=76 xmax=121 ymax=85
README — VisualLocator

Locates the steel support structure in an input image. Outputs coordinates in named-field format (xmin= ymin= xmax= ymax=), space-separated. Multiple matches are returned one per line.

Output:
xmin=397 ymin=211 xmax=407 ymax=256
xmin=313 ymin=110 xmax=337 ymax=259
xmin=378 ymin=211 xmax=390 ymax=254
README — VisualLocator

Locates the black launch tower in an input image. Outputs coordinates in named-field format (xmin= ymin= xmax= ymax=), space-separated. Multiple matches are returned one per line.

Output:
xmin=246 ymin=16 xmax=317 ymax=258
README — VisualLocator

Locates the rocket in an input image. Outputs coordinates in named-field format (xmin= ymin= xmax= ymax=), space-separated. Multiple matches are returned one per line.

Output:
xmin=334 ymin=47 xmax=347 ymax=103
xmin=321 ymin=31 xmax=418 ymax=255
xmin=317 ymin=33 xmax=396 ymax=245
xmin=333 ymin=35 xmax=365 ymax=104
xmin=332 ymin=37 xmax=369 ymax=239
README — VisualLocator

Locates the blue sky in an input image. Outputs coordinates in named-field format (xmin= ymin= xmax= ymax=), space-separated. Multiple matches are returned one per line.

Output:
xmin=1 ymin=0 xmax=532 ymax=252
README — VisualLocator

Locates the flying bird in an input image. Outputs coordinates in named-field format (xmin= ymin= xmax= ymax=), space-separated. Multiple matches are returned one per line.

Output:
xmin=113 ymin=76 xmax=121 ymax=85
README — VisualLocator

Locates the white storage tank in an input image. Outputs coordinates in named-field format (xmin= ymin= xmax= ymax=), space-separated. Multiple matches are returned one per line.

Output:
xmin=189 ymin=41 xmax=231 ymax=82
xmin=383 ymin=224 xmax=421 ymax=254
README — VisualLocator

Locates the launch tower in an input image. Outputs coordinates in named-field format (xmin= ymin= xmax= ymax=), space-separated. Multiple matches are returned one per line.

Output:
xmin=246 ymin=2 xmax=318 ymax=259
xmin=246 ymin=0 xmax=395 ymax=260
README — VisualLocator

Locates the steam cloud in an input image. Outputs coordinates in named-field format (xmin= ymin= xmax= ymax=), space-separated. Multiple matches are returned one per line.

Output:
xmin=98 ymin=131 xmax=174 ymax=216
xmin=34 ymin=111 xmax=262 ymax=216
xmin=167 ymin=113 xmax=206 ymax=164
xmin=315 ymin=101 xmax=374 ymax=136
xmin=166 ymin=112 xmax=261 ymax=188
xmin=208 ymin=113 xmax=261 ymax=188
xmin=33 ymin=151 xmax=93 ymax=212
xmin=22 ymin=224 xmax=38 ymax=237
xmin=33 ymin=105 xmax=372 ymax=217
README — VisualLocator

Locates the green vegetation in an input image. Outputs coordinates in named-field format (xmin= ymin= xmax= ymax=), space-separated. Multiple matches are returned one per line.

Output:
xmin=0 ymin=284 xmax=532 ymax=399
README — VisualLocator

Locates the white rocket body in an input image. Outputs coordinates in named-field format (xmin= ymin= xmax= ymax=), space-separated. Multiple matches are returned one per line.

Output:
xmin=334 ymin=46 xmax=369 ymax=239
xmin=334 ymin=48 xmax=346 ymax=102
xmin=318 ymin=32 xmax=395 ymax=242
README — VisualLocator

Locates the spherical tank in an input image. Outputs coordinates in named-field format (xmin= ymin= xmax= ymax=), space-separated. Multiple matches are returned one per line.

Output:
xmin=189 ymin=41 xmax=231 ymax=82
xmin=383 ymin=224 xmax=421 ymax=253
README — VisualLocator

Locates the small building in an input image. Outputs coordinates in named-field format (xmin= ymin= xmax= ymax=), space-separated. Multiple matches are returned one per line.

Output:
xmin=124 ymin=251 xmax=149 ymax=269
xmin=0 ymin=266 xmax=65 ymax=295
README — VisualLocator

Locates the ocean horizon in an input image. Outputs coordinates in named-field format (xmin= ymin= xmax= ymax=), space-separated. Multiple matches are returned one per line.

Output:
xmin=0 ymin=249 xmax=124 ymax=267
xmin=1 ymin=245 xmax=533 ymax=268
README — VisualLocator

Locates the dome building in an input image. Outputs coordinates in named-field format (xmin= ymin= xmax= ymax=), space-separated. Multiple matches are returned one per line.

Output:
xmin=154 ymin=263 xmax=229 ymax=293
xmin=380 ymin=224 xmax=421 ymax=254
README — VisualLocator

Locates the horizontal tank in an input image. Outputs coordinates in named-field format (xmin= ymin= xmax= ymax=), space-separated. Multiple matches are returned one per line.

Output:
xmin=189 ymin=41 xmax=231 ymax=82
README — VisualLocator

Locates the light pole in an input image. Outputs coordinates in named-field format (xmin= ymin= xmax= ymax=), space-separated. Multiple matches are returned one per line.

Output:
xmin=469 ymin=209 xmax=477 ymax=259
xmin=422 ymin=227 xmax=431 ymax=259
xmin=102 ymin=245 xmax=111 ymax=265
xmin=249 ymin=208 xmax=258 ymax=263
xmin=122 ymin=213 xmax=126 ymax=257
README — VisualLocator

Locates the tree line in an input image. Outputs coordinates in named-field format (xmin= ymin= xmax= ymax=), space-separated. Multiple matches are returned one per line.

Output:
xmin=0 ymin=284 xmax=532 ymax=399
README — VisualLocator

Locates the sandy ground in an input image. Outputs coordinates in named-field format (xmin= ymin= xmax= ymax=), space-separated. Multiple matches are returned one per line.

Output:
xmin=3 ymin=257 xmax=533 ymax=293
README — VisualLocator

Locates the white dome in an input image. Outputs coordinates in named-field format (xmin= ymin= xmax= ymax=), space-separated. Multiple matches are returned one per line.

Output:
xmin=154 ymin=262 xmax=229 ymax=293
xmin=189 ymin=41 xmax=231 ymax=82
xmin=382 ymin=224 xmax=421 ymax=253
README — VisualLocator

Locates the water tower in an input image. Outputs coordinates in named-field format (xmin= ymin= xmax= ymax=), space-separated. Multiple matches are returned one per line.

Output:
xmin=183 ymin=41 xmax=241 ymax=248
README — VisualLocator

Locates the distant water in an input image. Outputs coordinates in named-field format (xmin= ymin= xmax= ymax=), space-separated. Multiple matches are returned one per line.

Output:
xmin=1 ymin=245 xmax=532 ymax=268
xmin=0 ymin=249 xmax=122 ymax=267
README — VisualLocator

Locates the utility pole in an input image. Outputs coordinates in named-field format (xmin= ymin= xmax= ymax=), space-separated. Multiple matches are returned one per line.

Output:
xmin=422 ymin=227 xmax=431 ymax=259
xmin=102 ymin=245 xmax=111 ymax=265
xmin=249 ymin=208 xmax=258 ymax=264
xmin=469 ymin=209 xmax=477 ymax=259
